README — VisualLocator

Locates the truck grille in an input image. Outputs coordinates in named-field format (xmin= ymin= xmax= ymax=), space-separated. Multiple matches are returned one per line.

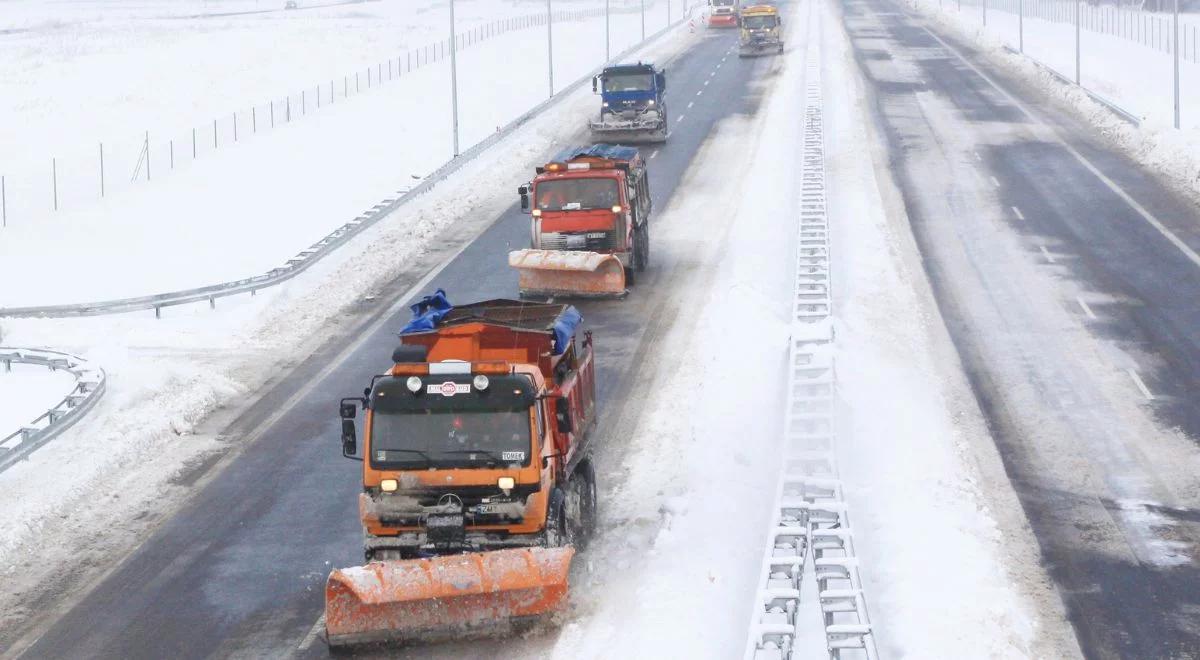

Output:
xmin=540 ymin=231 xmax=619 ymax=251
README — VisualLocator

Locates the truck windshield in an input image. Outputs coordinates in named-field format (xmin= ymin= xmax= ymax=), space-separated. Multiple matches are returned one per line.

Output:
xmin=370 ymin=408 xmax=533 ymax=469
xmin=536 ymin=178 xmax=620 ymax=211
xmin=742 ymin=15 xmax=777 ymax=28
xmin=603 ymin=73 xmax=654 ymax=93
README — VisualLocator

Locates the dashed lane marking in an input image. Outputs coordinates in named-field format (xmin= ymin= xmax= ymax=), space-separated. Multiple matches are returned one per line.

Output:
xmin=676 ymin=115 xmax=685 ymax=122
xmin=688 ymin=101 xmax=694 ymax=108
xmin=298 ymin=614 xmax=325 ymax=651
xmin=1128 ymin=369 xmax=1155 ymax=400
xmin=704 ymin=79 xmax=711 ymax=86
xmin=1039 ymin=244 xmax=1057 ymax=264
xmin=1076 ymin=297 xmax=1097 ymax=319
xmin=1012 ymin=205 xmax=1026 ymax=220
xmin=650 ymin=149 xmax=659 ymax=159
xmin=990 ymin=176 xmax=1001 ymax=187
xmin=696 ymin=90 xmax=703 ymax=96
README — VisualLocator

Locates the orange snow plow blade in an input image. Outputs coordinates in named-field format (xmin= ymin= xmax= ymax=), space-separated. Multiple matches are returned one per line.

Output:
xmin=509 ymin=249 xmax=627 ymax=298
xmin=324 ymin=547 xmax=574 ymax=647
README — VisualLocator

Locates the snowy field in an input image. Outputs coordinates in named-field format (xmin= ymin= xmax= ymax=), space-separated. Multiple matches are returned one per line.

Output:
xmin=0 ymin=364 xmax=75 ymax=439
xmin=0 ymin=0 xmax=684 ymax=305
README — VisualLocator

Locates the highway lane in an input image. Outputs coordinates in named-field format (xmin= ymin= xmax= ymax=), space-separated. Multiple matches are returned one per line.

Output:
xmin=11 ymin=18 xmax=790 ymax=660
xmin=841 ymin=0 xmax=1200 ymax=657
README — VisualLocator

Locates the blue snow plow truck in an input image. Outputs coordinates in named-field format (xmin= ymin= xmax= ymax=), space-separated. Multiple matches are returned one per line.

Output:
xmin=588 ymin=62 xmax=668 ymax=143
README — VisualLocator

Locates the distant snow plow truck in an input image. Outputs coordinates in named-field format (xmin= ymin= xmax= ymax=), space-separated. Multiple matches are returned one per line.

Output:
xmin=588 ymin=62 xmax=668 ymax=143
xmin=324 ymin=292 xmax=598 ymax=647
xmin=708 ymin=0 xmax=740 ymax=26
xmin=738 ymin=4 xmax=783 ymax=56
xmin=510 ymin=144 xmax=653 ymax=299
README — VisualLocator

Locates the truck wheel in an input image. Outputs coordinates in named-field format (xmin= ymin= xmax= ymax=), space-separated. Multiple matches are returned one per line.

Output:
xmin=576 ymin=458 xmax=598 ymax=544
xmin=632 ymin=222 xmax=649 ymax=272
xmin=545 ymin=486 xmax=569 ymax=547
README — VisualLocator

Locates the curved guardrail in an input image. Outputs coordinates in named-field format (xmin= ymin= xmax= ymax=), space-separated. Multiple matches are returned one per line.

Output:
xmin=0 ymin=4 xmax=698 ymax=320
xmin=0 ymin=348 xmax=106 ymax=473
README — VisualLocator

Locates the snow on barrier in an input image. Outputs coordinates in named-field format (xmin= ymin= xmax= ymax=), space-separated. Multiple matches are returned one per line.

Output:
xmin=744 ymin=10 xmax=879 ymax=660
xmin=0 ymin=3 xmax=700 ymax=320
xmin=0 ymin=348 xmax=106 ymax=474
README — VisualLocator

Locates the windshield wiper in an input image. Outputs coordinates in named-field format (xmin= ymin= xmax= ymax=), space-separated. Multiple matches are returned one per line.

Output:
xmin=377 ymin=448 xmax=436 ymax=465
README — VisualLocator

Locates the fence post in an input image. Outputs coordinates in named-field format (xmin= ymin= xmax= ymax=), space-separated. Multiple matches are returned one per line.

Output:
xmin=271 ymin=100 xmax=275 ymax=128
xmin=253 ymin=106 xmax=257 ymax=133
xmin=234 ymin=112 xmax=238 ymax=141
xmin=286 ymin=96 xmax=291 ymax=122
xmin=193 ymin=128 xmax=197 ymax=159
xmin=52 ymin=158 xmax=58 ymax=211
xmin=170 ymin=140 xmax=174 ymax=169
xmin=1 ymin=175 xmax=5 ymax=228
xmin=303 ymin=90 xmax=306 ymax=115
xmin=99 ymin=143 xmax=105 ymax=197
xmin=145 ymin=131 xmax=151 ymax=181
xmin=641 ymin=0 xmax=646 ymax=40
xmin=214 ymin=119 xmax=218 ymax=148
xmin=450 ymin=0 xmax=461 ymax=157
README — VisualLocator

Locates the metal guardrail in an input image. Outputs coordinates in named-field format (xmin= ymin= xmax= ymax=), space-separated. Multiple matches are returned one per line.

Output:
xmin=745 ymin=12 xmax=879 ymax=658
xmin=1001 ymin=45 xmax=1143 ymax=127
xmin=0 ymin=348 xmax=106 ymax=473
xmin=0 ymin=5 xmax=698 ymax=320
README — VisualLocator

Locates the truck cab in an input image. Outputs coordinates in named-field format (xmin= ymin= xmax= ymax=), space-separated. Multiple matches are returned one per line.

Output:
xmin=588 ymin=63 xmax=668 ymax=143
xmin=339 ymin=298 xmax=597 ymax=562
xmin=708 ymin=0 xmax=740 ymax=26
xmin=738 ymin=4 xmax=783 ymax=55
xmin=518 ymin=145 xmax=652 ymax=279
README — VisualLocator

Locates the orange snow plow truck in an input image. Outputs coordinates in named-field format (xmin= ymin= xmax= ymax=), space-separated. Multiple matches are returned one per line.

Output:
xmin=325 ymin=292 xmax=598 ymax=647
xmin=510 ymin=144 xmax=652 ymax=299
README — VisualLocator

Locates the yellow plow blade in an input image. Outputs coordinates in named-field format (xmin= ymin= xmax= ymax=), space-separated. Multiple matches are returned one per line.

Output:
xmin=324 ymin=547 xmax=574 ymax=647
xmin=509 ymin=249 xmax=627 ymax=298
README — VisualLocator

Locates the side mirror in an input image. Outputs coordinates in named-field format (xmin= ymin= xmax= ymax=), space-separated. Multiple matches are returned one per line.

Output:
xmin=519 ymin=185 xmax=530 ymax=212
xmin=592 ymin=75 xmax=599 ymax=93
xmin=340 ymin=401 xmax=357 ymax=419
xmin=341 ymin=419 xmax=359 ymax=458
xmin=656 ymin=73 xmax=666 ymax=91
xmin=555 ymin=397 xmax=574 ymax=435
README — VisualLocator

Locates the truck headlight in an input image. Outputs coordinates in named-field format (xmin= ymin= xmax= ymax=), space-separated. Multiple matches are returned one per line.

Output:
xmin=473 ymin=375 xmax=489 ymax=390
xmin=380 ymin=478 xmax=399 ymax=492
xmin=497 ymin=477 xmax=515 ymax=493
xmin=647 ymin=100 xmax=655 ymax=106
xmin=602 ymin=102 xmax=609 ymax=107
xmin=406 ymin=376 xmax=422 ymax=393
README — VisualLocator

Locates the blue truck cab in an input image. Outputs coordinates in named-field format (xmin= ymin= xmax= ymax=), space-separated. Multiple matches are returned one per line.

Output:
xmin=588 ymin=63 xmax=668 ymax=143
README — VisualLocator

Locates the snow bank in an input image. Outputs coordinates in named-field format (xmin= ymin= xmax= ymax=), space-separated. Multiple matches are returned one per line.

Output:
xmin=0 ymin=364 xmax=77 ymax=439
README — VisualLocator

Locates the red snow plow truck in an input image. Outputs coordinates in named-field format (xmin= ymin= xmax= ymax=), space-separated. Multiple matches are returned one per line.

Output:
xmin=510 ymin=144 xmax=653 ymax=298
xmin=324 ymin=292 xmax=598 ymax=647
xmin=708 ymin=0 xmax=740 ymax=26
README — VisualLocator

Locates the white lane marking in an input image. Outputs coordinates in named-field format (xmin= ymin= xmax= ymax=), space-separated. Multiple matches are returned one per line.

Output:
xmin=1012 ymin=205 xmax=1026 ymax=220
xmin=677 ymin=115 xmax=685 ymax=122
xmin=1039 ymin=244 xmax=1057 ymax=264
xmin=974 ymin=151 xmax=982 ymax=161
xmin=650 ymin=149 xmax=659 ymax=159
xmin=923 ymin=26 xmax=1200 ymax=274
xmin=704 ymin=79 xmax=711 ymax=86
xmin=990 ymin=176 xmax=1001 ymax=188
xmin=709 ymin=71 xmax=716 ymax=77
xmin=688 ymin=101 xmax=694 ymax=108
xmin=1076 ymin=297 xmax=1097 ymax=319
xmin=298 ymin=614 xmax=325 ymax=651
xmin=716 ymin=62 xmax=722 ymax=69
xmin=696 ymin=90 xmax=703 ymax=96
xmin=722 ymin=56 xmax=728 ymax=62
xmin=1128 ymin=369 xmax=1155 ymax=400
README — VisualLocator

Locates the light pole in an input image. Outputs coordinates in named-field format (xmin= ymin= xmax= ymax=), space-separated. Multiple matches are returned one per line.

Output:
xmin=641 ymin=0 xmax=646 ymax=41
xmin=547 ymin=0 xmax=554 ymax=97
xmin=1019 ymin=0 xmax=1024 ymax=52
xmin=1074 ymin=0 xmax=1081 ymax=85
xmin=605 ymin=0 xmax=611 ymax=61
xmin=1173 ymin=0 xmax=1181 ymax=128
xmin=450 ymin=0 xmax=460 ymax=156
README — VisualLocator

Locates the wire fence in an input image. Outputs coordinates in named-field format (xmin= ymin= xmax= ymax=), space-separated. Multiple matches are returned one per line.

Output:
xmin=0 ymin=2 xmax=652 ymax=228
xmin=942 ymin=0 xmax=1200 ymax=126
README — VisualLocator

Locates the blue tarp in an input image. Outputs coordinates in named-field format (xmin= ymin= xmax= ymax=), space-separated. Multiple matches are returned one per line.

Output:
xmin=400 ymin=289 xmax=453 ymax=333
xmin=551 ymin=144 xmax=640 ymax=164
xmin=552 ymin=306 xmax=583 ymax=356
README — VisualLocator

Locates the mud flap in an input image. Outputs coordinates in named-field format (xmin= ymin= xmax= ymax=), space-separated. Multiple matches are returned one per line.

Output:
xmin=324 ymin=547 xmax=574 ymax=647
xmin=509 ymin=249 xmax=627 ymax=299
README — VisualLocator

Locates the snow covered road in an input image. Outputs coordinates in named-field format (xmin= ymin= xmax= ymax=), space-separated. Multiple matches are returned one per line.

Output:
xmin=842 ymin=0 xmax=1200 ymax=656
